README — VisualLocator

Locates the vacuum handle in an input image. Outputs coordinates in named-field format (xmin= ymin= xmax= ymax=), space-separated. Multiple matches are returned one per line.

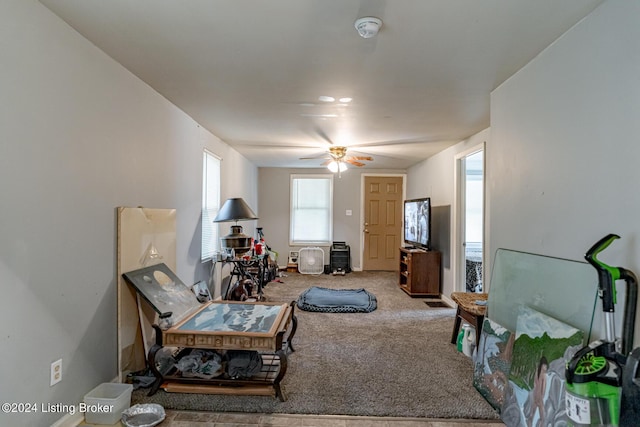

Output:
xmin=584 ymin=234 xmax=637 ymax=355
xmin=585 ymin=233 xmax=621 ymax=312
xmin=586 ymin=233 xmax=620 ymax=262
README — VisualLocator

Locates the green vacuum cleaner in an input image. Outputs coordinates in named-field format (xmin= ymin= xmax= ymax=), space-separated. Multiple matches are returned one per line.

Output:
xmin=565 ymin=234 xmax=638 ymax=426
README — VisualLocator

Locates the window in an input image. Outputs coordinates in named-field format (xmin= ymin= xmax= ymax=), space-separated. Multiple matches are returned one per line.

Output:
xmin=465 ymin=150 xmax=484 ymax=245
xmin=290 ymin=174 xmax=333 ymax=245
xmin=201 ymin=150 xmax=221 ymax=261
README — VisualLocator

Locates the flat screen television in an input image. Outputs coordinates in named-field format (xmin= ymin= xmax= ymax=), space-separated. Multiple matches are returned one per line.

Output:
xmin=404 ymin=197 xmax=431 ymax=250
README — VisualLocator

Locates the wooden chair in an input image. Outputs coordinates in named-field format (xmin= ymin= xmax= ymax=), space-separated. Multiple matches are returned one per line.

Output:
xmin=450 ymin=291 xmax=488 ymax=347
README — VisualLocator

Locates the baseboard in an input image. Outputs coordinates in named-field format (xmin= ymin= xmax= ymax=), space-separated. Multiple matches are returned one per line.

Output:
xmin=441 ymin=294 xmax=454 ymax=307
xmin=50 ymin=407 xmax=83 ymax=427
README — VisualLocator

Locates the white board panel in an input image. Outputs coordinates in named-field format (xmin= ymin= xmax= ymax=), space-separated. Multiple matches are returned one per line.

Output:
xmin=117 ymin=207 xmax=176 ymax=381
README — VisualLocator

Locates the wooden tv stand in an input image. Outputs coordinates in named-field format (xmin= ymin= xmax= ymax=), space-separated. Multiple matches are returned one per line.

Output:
xmin=398 ymin=247 xmax=441 ymax=297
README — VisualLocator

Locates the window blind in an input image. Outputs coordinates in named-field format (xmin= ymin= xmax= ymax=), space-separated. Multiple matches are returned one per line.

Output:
xmin=290 ymin=174 xmax=333 ymax=245
xmin=201 ymin=150 xmax=221 ymax=261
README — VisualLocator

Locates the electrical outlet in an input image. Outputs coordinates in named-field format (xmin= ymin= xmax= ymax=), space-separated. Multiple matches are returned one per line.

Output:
xmin=50 ymin=359 xmax=62 ymax=386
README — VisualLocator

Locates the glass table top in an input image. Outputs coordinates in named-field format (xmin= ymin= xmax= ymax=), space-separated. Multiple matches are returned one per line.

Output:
xmin=177 ymin=302 xmax=284 ymax=334
xmin=488 ymin=248 xmax=601 ymax=343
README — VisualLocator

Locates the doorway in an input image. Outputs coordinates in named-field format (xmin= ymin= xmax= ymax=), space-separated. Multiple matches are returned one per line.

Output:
xmin=455 ymin=146 xmax=484 ymax=293
xmin=362 ymin=175 xmax=404 ymax=271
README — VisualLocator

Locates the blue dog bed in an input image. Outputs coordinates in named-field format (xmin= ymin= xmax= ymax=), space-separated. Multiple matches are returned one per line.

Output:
xmin=296 ymin=286 xmax=377 ymax=313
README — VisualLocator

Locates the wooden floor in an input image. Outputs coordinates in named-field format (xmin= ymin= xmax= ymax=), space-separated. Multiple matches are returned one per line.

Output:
xmin=82 ymin=410 xmax=505 ymax=426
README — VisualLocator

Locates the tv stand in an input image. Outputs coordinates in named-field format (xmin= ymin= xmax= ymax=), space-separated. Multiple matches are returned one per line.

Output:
xmin=398 ymin=247 xmax=441 ymax=297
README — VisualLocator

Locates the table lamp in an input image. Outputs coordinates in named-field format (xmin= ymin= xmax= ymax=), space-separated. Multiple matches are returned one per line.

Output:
xmin=214 ymin=197 xmax=258 ymax=256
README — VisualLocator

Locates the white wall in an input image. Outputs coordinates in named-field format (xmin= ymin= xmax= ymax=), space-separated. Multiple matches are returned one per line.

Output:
xmin=407 ymin=129 xmax=490 ymax=300
xmin=258 ymin=167 xmax=406 ymax=271
xmin=408 ymin=1 xmax=640 ymax=348
xmin=489 ymin=0 xmax=640 ymax=345
xmin=3 ymin=1 xmax=637 ymax=424
xmin=0 ymin=1 xmax=256 ymax=426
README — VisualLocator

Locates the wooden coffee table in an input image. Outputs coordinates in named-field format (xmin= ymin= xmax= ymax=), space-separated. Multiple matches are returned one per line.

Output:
xmin=147 ymin=300 xmax=297 ymax=401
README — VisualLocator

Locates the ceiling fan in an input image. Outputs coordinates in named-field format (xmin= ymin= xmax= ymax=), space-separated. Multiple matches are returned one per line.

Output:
xmin=231 ymin=126 xmax=446 ymax=170
xmin=300 ymin=146 xmax=373 ymax=174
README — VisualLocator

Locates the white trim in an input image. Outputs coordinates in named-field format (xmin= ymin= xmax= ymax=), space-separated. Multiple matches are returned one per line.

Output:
xmin=50 ymin=407 xmax=84 ymax=427
xmin=441 ymin=293 xmax=455 ymax=308
xmin=455 ymin=144 xmax=485 ymax=160
xmin=289 ymin=173 xmax=334 ymax=246
xmin=453 ymin=143 xmax=485 ymax=293
xmin=359 ymin=173 xmax=407 ymax=270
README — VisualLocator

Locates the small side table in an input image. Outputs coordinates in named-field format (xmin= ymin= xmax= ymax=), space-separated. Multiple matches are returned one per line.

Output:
xmin=450 ymin=292 xmax=488 ymax=347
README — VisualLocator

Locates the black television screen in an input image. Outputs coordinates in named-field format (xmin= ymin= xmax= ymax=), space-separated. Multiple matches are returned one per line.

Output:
xmin=404 ymin=198 xmax=431 ymax=250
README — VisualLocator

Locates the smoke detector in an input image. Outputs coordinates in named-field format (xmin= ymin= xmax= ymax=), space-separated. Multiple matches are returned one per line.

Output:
xmin=354 ymin=17 xmax=382 ymax=39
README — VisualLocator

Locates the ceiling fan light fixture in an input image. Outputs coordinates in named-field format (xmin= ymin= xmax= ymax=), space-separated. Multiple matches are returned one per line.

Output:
xmin=318 ymin=95 xmax=335 ymax=103
xmin=328 ymin=146 xmax=347 ymax=158
xmin=327 ymin=160 xmax=348 ymax=173
xmin=354 ymin=17 xmax=382 ymax=39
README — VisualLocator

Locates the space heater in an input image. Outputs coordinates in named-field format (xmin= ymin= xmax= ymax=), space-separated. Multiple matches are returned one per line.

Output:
xmin=298 ymin=247 xmax=325 ymax=275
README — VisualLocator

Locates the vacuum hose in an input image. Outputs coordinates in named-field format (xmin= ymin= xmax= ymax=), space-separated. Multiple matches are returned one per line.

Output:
xmin=620 ymin=268 xmax=637 ymax=356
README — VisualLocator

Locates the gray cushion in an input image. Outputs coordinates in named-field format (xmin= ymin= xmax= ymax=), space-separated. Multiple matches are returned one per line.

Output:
xmin=297 ymin=286 xmax=377 ymax=313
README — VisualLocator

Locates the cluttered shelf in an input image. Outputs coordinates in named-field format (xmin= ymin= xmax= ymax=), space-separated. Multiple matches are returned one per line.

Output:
xmin=146 ymin=300 xmax=297 ymax=401
xmin=122 ymin=263 xmax=297 ymax=401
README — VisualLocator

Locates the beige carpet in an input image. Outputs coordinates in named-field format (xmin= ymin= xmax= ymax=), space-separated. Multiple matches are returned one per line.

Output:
xmin=131 ymin=271 xmax=499 ymax=420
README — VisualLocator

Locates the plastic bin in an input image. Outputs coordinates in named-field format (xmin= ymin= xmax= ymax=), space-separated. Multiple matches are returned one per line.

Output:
xmin=83 ymin=382 xmax=133 ymax=425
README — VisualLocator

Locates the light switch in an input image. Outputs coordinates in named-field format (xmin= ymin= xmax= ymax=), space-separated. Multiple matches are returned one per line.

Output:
xmin=346 ymin=210 xmax=352 ymax=216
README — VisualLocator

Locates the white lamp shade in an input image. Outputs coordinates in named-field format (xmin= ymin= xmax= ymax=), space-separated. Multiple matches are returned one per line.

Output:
xmin=327 ymin=161 xmax=348 ymax=173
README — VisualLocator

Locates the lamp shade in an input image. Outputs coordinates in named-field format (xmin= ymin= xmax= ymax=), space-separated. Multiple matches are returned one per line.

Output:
xmin=327 ymin=161 xmax=348 ymax=173
xmin=213 ymin=197 xmax=258 ymax=222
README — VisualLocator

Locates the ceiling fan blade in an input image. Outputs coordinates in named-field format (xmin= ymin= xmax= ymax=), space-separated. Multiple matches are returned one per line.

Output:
xmin=349 ymin=137 xmax=435 ymax=149
xmin=346 ymin=155 xmax=373 ymax=161
xmin=345 ymin=159 xmax=366 ymax=167
xmin=314 ymin=127 xmax=334 ymax=145
xmin=299 ymin=154 xmax=331 ymax=160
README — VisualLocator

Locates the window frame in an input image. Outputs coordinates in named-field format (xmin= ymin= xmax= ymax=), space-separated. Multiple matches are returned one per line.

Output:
xmin=289 ymin=174 xmax=334 ymax=246
xmin=201 ymin=149 xmax=221 ymax=262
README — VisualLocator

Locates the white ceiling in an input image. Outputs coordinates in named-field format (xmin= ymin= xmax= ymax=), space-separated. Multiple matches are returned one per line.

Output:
xmin=39 ymin=0 xmax=603 ymax=169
